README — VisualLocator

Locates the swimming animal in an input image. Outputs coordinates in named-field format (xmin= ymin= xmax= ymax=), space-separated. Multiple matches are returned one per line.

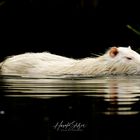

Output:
xmin=1 ymin=46 xmax=140 ymax=76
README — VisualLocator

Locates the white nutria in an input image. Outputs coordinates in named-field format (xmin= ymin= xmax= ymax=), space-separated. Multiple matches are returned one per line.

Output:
xmin=1 ymin=46 xmax=140 ymax=76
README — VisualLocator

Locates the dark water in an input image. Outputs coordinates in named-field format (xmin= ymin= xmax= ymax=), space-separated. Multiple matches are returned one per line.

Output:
xmin=0 ymin=75 xmax=140 ymax=140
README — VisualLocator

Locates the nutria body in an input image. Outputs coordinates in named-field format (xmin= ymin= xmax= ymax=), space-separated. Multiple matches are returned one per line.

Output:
xmin=1 ymin=47 xmax=140 ymax=76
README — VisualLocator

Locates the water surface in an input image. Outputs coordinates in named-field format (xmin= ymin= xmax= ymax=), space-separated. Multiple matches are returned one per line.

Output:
xmin=0 ymin=75 xmax=140 ymax=139
xmin=1 ymin=75 xmax=140 ymax=115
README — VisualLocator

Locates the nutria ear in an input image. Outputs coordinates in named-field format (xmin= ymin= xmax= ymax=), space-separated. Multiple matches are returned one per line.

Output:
xmin=109 ymin=47 xmax=119 ymax=57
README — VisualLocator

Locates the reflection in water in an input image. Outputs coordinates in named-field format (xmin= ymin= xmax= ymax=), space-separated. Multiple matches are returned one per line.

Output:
xmin=1 ymin=75 xmax=140 ymax=115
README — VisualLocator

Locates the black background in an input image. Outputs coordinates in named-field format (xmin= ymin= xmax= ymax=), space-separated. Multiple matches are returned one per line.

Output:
xmin=0 ymin=0 xmax=140 ymax=60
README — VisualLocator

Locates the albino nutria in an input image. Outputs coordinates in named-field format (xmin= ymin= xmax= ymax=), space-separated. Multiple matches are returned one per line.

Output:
xmin=0 ymin=46 xmax=140 ymax=76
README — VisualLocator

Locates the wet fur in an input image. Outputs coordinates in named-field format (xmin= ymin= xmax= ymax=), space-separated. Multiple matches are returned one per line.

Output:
xmin=1 ymin=47 xmax=140 ymax=76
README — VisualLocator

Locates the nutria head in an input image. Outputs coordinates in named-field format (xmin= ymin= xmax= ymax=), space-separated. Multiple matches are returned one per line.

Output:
xmin=106 ymin=46 xmax=140 ymax=74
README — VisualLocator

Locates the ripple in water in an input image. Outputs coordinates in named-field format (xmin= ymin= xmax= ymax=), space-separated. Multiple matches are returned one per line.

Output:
xmin=0 ymin=75 xmax=140 ymax=115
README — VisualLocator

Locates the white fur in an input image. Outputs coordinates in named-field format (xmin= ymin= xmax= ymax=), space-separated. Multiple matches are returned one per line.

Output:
xmin=1 ymin=47 xmax=140 ymax=76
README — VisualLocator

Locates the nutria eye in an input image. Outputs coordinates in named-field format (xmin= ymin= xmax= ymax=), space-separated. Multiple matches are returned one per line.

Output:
xmin=126 ymin=57 xmax=132 ymax=60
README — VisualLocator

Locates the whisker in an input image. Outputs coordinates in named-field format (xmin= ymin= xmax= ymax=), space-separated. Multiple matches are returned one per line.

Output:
xmin=91 ymin=53 xmax=102 ymax=57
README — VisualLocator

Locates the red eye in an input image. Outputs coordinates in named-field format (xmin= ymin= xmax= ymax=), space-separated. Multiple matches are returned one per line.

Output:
xmin=126 ymin=57 xmax=132 ymax=60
